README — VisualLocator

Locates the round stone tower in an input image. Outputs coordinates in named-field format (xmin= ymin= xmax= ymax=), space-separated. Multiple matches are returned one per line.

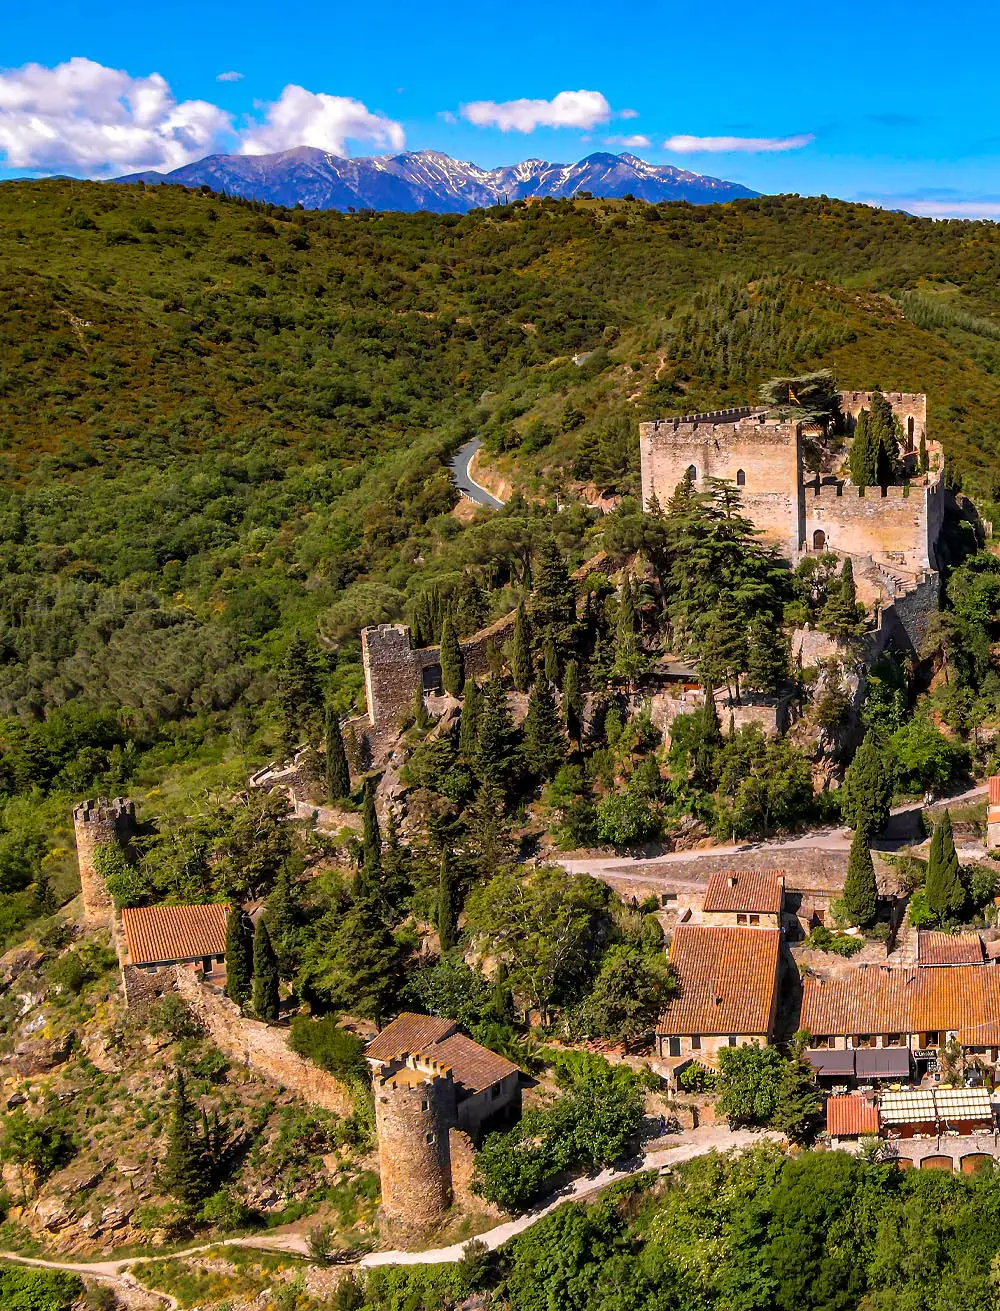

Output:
xmin=71 ymin=797 xmax=136 ymax=929
xmin=374 ymin=1057 xmax=457 ymax=1233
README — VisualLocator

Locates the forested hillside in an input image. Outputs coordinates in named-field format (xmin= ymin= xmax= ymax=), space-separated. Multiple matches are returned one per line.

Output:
xmin=3 ymin=179 xmax=1000 ymax=871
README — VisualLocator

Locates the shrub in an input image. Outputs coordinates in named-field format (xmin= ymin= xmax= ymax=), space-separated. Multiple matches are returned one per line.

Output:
xmin=289 ymin=1015 xmax=366 ymax=1081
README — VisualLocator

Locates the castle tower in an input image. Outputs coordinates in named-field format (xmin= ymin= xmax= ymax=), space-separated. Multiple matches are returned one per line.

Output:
xmin=72 ymin=797 xmax=136 ymax=929
xmin=374 ymin=1057 xmax=457 ymax=1233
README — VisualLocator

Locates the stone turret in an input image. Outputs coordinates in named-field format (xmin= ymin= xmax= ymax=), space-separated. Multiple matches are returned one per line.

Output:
xmin=72 ymin=797 xmax=136 ymax=929
xmin=373 ymin=1056 xmax=458 ymax=1233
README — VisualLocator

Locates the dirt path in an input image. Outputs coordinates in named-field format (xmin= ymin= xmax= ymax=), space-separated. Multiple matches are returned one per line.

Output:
xmin=0 ymin=1125 xmax=777 ymax=1301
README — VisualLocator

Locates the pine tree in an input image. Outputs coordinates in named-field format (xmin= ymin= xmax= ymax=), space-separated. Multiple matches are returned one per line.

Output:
xmin=843 ymin=828 xmax=878 ymax=928
xmin=362 ymin=779 xmax=382 ymax=876
xmin=439 ymin=613 xmax=465 ymax=697
xmin=160 ymin=1070 xmax=207 ymax=1206
xmin=380 ymin=813 xmax=411 ymax=912
xmin=276 ymin=632 xmax=323 ymax=746
xmin=225 ymin=905 xmax=253 ymax=1008
xmin=252 ymin=917 xmax=280 ymax=1021
xmin=563 ymin=659 xmax=583 ymax=747
xmin=475 ymin=681 xmax=516 ymax=786
xmin=510 ymin=603 xmax=533 ymax=692
xmin=841 ymin=733 xmax=893 ymax=837
xmin=437 ymin=850 xmax=455 ymax=951
xmin=529 ymin=535 xmax=574 ymax=652
xmin=745 ymin=619 xmax=789 ymax=696
xmin=819 ymin=559 xmax=865 ymax=642
xmin=459 ymin=679 xmax=483 ymax=758
xmin=310 ymin=893 xmax=403 ymax=1022
xmin=464 ymin=777 xmax=516 ymax=871
xmin=523 ymin=678 xmax=566 ymax=780
xmin=926 ymin=810 xmax=965 ymax=921
xmin=325 ymin=705 xmax=351 ymax=802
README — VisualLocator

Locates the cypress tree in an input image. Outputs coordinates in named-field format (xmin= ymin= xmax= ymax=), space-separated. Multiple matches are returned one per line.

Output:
xmin=266 ymin=862 xmax=298 ymax=980
xmin=225 ymin=905 xmax=253 ymax=1008
xmin=919 ymin=432 xmax=929 ymax=474
xmin=510 ymin=603 xmax=533 ymax=692
xmin=563 ymin=659 xmax=583 ymax=747
xmin=459 ymin=679 xmax=483 ymax=758
xmin=412 ymin=684 xmax=431 ymax=731
xmin=380 ymin=813 xmax=410 ymax=912
xmin=476 ymin=681 xmax=516 ymax=786
xmin=849 ymin=410 xmax=875 ymax=488
xmin=869 ymin=390 xmax=901 ymax=486
xmin=325 ymin=705 xmax=351 ymax=802
xmin=841 ymin=733 xmax=893 ymax=837
xmin=252 ymin=918 xmax=280 ymax=1022
xmin=529 ymin=535 xmax=574 ymax=651
xmin=439 ymin=613 xmax=465 ymax=697
xmin=926 ymin=810 xmax=965 ymax=921
xmin=491 ymin=960 xmax=514 ymax=1021
xmin=843 ymin=827 xmax=878 ymax=928
xmin=819 ymin=558 xmax=865 ymax=641
xmin=160 ymin=1070 xmax=207 ymax=1206
xmin=543 ymin=633 xmax=560 ymax=686
xmin=523 ymin=678 xmax=567 ymax=780
xmin=437 ymin=850 xmax=455 ymax=951
xmin=362 ymin=779 xmax=382 ymax=875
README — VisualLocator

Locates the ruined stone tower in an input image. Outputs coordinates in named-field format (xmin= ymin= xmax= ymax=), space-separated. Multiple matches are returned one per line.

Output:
xmin=72 ymin=797 xmax=136 ymax=929
xmin=374 ymin=1056 xmax=457 ymax=1232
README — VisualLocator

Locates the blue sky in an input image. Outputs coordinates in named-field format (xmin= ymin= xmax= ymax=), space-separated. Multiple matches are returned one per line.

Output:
xmin=2 ymin=0 xmax=1000 ymax=216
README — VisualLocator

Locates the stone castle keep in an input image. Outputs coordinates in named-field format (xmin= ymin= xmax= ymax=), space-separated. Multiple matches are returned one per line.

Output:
xmin=639 ymin=390 xmax=943 ymax=574
xmin=72 ymin=796 xmax=136 ymax=929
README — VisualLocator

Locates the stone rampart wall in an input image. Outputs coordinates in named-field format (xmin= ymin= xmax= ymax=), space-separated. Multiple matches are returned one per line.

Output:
xmin=802 ymin=482 xmax=936 ymax=571
xmin=174 ymin=969 xmax=355 ymax=1116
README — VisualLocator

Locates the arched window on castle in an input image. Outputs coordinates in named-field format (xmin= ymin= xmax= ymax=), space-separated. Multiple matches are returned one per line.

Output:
xmin=736 ymin=469 xmax=746 ymax=487
xmin=687 ymin=464 xmax=698 ymax=481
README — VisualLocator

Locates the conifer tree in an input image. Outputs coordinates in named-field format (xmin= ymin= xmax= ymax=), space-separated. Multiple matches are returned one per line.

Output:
xmin=459 ymin=679 xmax=483 ymax=758
xmin=276 ymin=632 xmax=323 ymax=746
xmin=510 ymin=603 xmax=533 ymax=693
xmin=919 ymin=432 xmax=929 ymax=474
xmin=926 ymin=809 xmax=965 ymax=921
xmin=225 ymin=905 xmax=253 ymax=1008
xmin=562 ymin=659 xmax=583 ymax=748
xmin=843 ymin=827 xmax=878 ymax=928
xmin=439 ymin=613 xmax=464 ymax=697
xmin=325 ymin=705 xmax=351 ymax=802
xmin=523 ymin=678 xmax=566 ymax=780
xmin=841 ymin=733 xmax=893 ymax=837
xmin=491 ymin=960 xmax=515 ymax=1021
xmin=252 ymin=917 xmax=280 ymax=1022
xmin=543 ymin=633 xmax=560 ymax=685
xmin=362 ymin=779 xmax=382 ymax=876
xmin=437 ymin=850 xmax=455 ymax=951
xmin=310 ymin=893 xmax=403 ymax=1022
xmin=819 ymin=559 xmax=865 ymax=642
xmin=464 ymin=778 xmax=516 ymax=871
xmin=612 ymin=573 xmax=644 ymax=683
xmin=745 ymin=619 xmax=789 ymax=696
xmin=869 ymin=389 xmax=901 ymax=486
xmin=705 ymin=597 xmax=748 ymax=702
xmin=529 ymin=535 xmax=575 ymax=652
xmin=160 ymin=1070 xmax=207 ymax=1206
xmin=412 ymin=684 xmax=430 ymax=731
xmin=849 ymin=409 xmax=875 ymax=488
xmin=475 ymin=681 xmax=516 ymax=786
xmin=266 ymin=862 xmax=299 ymax=980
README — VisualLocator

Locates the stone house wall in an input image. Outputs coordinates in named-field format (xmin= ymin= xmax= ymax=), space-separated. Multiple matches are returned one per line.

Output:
xmin=657 ymin=1031 xmax=769 ymax=1063
xmin=455 ymin=1070 xmax=521 ymax=1136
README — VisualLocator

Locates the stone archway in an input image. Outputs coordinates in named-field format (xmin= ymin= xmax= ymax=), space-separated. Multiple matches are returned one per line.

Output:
xmin=896 ymin=1158 xmax=914 ymax=1170
xmin=960 ymin=1153 xmax=993 ymax=1174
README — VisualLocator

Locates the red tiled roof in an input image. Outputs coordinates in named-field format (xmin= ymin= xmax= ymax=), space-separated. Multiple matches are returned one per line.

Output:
xmin=703 ymin=869 xmax=783 ymax=915
xmin=801 ymin=964 xmax=1000 ymax=1046
xmin=365 ymin=1012 xmax=518 ymax=1091
xmin=364 ymin=1012 xmax=457 ymax=1062
xmin=917 ymin=932 xmax=985 ymax=966
xmin=657 ymin=926 xmax=780 ymax=1037
xmin=827 ymin=1095 xmax=879 ymax=1137
xmin=121 ymin=903 xmax=229 ymax=966
xmin=989 ymin=776 xmax=1000 ymax=806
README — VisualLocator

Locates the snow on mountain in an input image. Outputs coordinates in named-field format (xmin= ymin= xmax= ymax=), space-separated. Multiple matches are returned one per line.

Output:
xmin=114 ymin=147 xmax=759 ymax=212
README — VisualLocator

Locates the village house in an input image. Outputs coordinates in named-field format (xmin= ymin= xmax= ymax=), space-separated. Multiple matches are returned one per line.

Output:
xmin=988 ymin=775 xmax=1000 ymax=851
xmin=879 ymin=1087 xmax=995 ymax=1139
xmin=119 ymin=903 xmax=230 ymax=979
xmin=656 ymin=925 xmax=781 ymax=1066
xmin=365 ymin=1011 xmax=520 ymax=1137
xmin=826 ymin=1094 xmax=879 ymax=1147
xmin=700 ymin=869 xmax=784 ymax=928
xmin=916 ymin=932 xmax=987 ymax=967
xmin=800 ymin=962 xmax=1000 ymax=1072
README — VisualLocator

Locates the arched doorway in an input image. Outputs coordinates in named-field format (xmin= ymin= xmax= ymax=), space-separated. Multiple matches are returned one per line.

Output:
xmin=736 ymin=469 xmax=746 ymax=487
xmin=960 ymin=1153 xmax=993 ymax=1174
xmin=812 ymin=529 xmax=826 ymax=550
xmin=686 ymin=464 xmax=697 ymax=482
xmin=921 ymin=1155 xmax=954 ymax=1171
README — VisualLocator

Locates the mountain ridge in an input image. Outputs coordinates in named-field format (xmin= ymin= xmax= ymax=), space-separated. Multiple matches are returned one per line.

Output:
xmin=114 ymin=145 xmax=759 ymax=212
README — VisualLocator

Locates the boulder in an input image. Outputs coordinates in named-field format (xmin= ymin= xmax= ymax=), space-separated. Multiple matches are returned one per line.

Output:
xmin=8 ymin=1032 xmax=76 ymax=1075
xmin=0 ymin=946 xmax=45 ymax=992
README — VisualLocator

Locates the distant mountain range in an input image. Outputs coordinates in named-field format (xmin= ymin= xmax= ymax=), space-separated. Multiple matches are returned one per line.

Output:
xmin=114 ymin=147 xmax=759 ymax=212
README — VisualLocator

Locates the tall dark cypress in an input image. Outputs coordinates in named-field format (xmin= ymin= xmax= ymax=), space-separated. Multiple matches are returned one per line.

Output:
xmin=160 ymin=1069 xmax=207 ymax=1206
xmin=252 ymin=917 xmax=280 ymax=1022
xmin=843 ymin=828 xmax=877 ymax=928
xmin=510 ymin=603 xmax=533 ymax=693
xmin=562 ymin=659 xmax=583 ymax=747
xmin=459 ymin=679 xmax=483 ymax=759
xmin=362 ymin=778 xmax=382 ymax=878
xmin=224 ymin=905 xmax=253 ymax=1008
xmin=325 ymin=705 xmax=351 ymax=802
xmin=439 ymin=613 xmax=465 ymax=697
xmin=437 ymin=850 xmax=455 ymax=952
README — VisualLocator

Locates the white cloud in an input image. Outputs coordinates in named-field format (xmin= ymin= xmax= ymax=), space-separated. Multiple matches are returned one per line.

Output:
xmin=605 ymin=133 xmax=651 ymax=149
xmin=461 ymin=89 xmax=611 ymax=133
xmin=619 ymin=108 xmax=639 ymax=120
xmin=216 ymin=70 xmax=243 ymax=82
xmin=663 ymin=133 xmax=814 ymax=153
xmin=0 ymin=56 xmax=231 ymax=174
xmin=240 ymin=84 xmax=404 ymax=156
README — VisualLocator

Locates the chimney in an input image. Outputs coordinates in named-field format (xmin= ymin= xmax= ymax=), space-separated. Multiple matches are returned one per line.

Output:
xmin=727 ymin=875 xmax=737 ymax=888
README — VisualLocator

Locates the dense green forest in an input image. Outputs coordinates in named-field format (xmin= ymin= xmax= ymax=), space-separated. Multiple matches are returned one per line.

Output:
xmin=4 ymin=181 xmax=1000 ymax=916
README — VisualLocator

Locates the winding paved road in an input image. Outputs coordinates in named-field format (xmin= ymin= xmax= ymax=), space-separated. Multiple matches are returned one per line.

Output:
xmin=448 ymin=438 xmax=505 ymax=509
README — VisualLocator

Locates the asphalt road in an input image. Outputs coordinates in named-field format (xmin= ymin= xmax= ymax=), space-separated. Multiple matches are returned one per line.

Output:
xmin=448 ymin=438 xmax=505 ymax=509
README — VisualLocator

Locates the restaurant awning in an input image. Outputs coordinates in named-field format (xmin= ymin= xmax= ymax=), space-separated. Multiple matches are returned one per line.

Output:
xmin=855 ymin=1047 xmax=911 ymax=1079
xmin=806 ymin=1049 xmax=856 ymax=1077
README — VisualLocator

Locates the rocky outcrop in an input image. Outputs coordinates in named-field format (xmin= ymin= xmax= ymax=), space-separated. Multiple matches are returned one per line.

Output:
xmin=6 ymin=1031 xmax=76 ymax=1075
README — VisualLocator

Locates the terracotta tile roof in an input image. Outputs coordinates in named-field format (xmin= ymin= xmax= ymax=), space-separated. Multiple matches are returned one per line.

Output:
xmin=989 ymin=775 xmax=1000 ymax=807
xmin=657 ymin=926 xmax=780 ymax=1037
xmin=121 ymin=903 xmax=229 ymax=966
xmin=801 ymin=964 xmax=1000 ymax=1046
xmin=364 ymin=1012 xmax=457 ymax=1062
xmin=703 ymin=869 xmax=784 ymax=915
xmin=916 ymin=932 xmax=985 ymax=966
xmin=827 ymin=1095 xmax=878 ymax=1137
xmin=430 ymin=1032 xmax=519 ymax=1093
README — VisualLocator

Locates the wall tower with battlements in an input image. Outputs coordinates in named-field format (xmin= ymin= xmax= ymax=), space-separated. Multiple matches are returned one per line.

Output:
xmin=72 ymin=797 xmax=136 ymax=929
xmin=374 ymin=1056 xmax=458 ymax=1232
